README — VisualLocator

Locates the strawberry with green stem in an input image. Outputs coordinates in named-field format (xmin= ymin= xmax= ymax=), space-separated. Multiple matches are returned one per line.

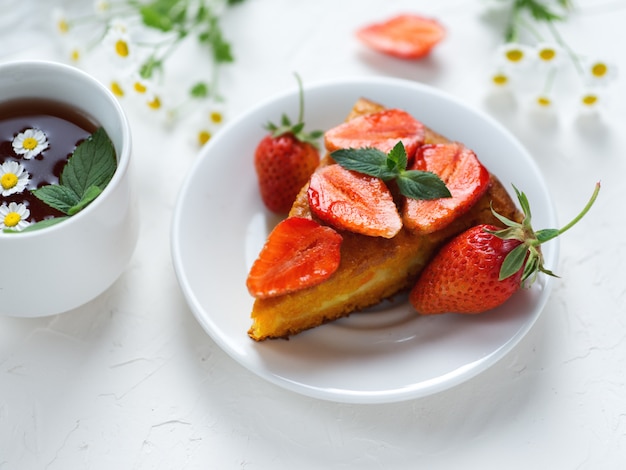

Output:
xmin=254 ymin=74 xmax=322 ymax=213
xmin=410 ymin=182 xmax=601 ymax=315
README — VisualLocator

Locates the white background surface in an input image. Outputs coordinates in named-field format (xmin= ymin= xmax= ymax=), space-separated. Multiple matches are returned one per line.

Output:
xmin=1 ymin=0 xmax=625 ymax=468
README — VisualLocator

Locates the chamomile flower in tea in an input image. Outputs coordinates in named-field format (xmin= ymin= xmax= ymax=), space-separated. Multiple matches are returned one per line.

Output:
xmin=12 ymin=128 xmax=49 ymax=159
xmin=0 ymin=161 xmax=30 ymax=196
xmin=0 ymin=202 xmax=30 ymax=231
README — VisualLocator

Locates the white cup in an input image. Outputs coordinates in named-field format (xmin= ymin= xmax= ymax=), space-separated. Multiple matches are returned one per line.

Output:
xmin=0 ymin=60 xmax=138 ymax=317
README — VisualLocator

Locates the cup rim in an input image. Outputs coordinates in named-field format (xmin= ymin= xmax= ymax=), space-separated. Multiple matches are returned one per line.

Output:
xmin=0 ymin=59 xmax=132 ymax=238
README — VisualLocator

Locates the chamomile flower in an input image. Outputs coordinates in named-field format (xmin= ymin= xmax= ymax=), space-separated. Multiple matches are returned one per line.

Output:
xmin=104 ymin=23 xmax=135 ymax=68
xmin=190 ymin=103 xmax=226 ymax=147
xmin=490 ymin=70 xmax=513 ymax=88
xmin=94 ymin=0 xmax=112 ymax=15
xmin=534 ymin=93 xmax=555 ymax=109
xmin=67 ymin=42 xmax=84 ymax=63
xmin=584 ymin=59 xmax=618 ymax=86
xmin=110 ymin=79 xmax=126 ymax=98
xmin=53 ymin=8 xmax=71 ymax=36
xmin=132 ymin=76 xmax=150 ymax=95
xmin=0 ymin=202 xmax=30 ymax=231
xmin=208 ymin=108 xmax=225 ymax=125
xmin=579 ymin=89 xmax=603 ymax=113
xmin=498 ymin=42 xmax=533 ymax=67
xmin=12 ymin=129 xmax=49 ymax=159
xmin=146 ymin=94 xmax=162 ymax=111
xmin=535 ymin=42 xmax=564 ymax=69
xmin=0 ymin=161 xmax=30 ymax=196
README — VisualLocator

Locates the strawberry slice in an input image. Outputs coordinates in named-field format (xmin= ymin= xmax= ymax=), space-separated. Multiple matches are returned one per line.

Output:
xmin=246 ymin=217 xmax=342 ymax=299
xmin=324 ymin=109 xmax=425 ymax=160
xmin=356 ymin=14 xmax=446 ymax=60
xmin=307 ymin=164 xmax=402 ymax=238
xmin=402 ymin=143 xmax=490 ymax=234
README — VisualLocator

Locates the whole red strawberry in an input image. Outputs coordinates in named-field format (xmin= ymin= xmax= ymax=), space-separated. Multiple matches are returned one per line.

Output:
xmin=410 ymin=224 xmax=524 ymax=314
xmin=411 ymin=183 xmax=600 ymax=315
xmin=254 ymin=76 xmax=322 ymax=213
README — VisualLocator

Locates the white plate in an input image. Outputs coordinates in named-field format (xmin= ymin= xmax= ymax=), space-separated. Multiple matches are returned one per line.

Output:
xmin=171 ymin=76 xmax=558 ymax=404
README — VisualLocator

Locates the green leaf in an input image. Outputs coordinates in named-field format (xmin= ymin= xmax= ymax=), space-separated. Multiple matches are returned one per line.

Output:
xmin=331 ymin=148 xmax=396 ymax=180
xmin=140 ymin=56 xmax=163 ymax=79
xmin=139 ymin=0 xmax=188 ymax=32
xmin=331 ymin=143 xmax=451 ymax=200
xmin=68 ymin=185 xmax=103 ymax=216
xmin=499 ymin=243 xmax=528 ymax=280
xmin=31 ymin=184 xmax=80 ymax=215
xmin=536 ymin=228 xmax=560 ymax=243
xmin=490 ymin=202 xmax=520 ymax=228
xmin=190 ymin=82 xmax=209 ymax=98
xmin=61 ymin=127 xmax=117 ymax=200
xmin=396 ymin=171 xmax=451 ymax=200
xmin=30 ymin=127 xmax=117 ymax=220
xmin=12 ymin=217 xmax=70 ymax=233
xmin=386 ymin=141 xmax=408 ymax=173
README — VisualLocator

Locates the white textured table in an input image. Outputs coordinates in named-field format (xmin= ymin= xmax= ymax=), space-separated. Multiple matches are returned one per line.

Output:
xmin=1 ymin=0 xmax=625 ymax=468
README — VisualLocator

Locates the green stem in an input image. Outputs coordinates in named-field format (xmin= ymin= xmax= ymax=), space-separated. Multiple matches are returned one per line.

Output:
xmin=557 ymin=181 xmax=601 ymax=236
xmin=546 ymin=20 xmax=584 ymax=76
xmin=294 ymin=72 xmax=304 ymax=124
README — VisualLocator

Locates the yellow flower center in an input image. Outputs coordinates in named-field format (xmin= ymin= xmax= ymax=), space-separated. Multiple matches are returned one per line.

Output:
xmin=134 ymin=82 xmax=147 ymax=94
xmin=4 ymin=212 xmax=21 ymax=228
xmin=111 ymin=81 xmax=125 ymax=97
xmin=506 ymin=49 xmax=524 ymax=63
xmin=70 ymin=48 xmax=80 ymax=62
xmin=591 ymin=62 xmax=607 ymax=78
xmin=1 ymin=173 xmax=18 ymax=190
xmin=22 ymin=137 xmax=38 ymax=150
xmin=536 ymin=96 xmax=551 ymax=107
xmin=147 ymin=96 xmax=161 ymax=109
xmin=115 ymin=39 xmax=129 ymax=58
xmin=209 ymin=111 xmax=223 ymax=124
xmin=582 ymin=94 xmax=598 ymax=106
xmin=198 ymin=130 xmax=211 ymax=146
xmin=57 ymin=19 xmax=69 ymax=34
xmin=538 ymin=48 xmax=556 ymax=61
xmin=492 ymin=73 xmax=508 ymax=86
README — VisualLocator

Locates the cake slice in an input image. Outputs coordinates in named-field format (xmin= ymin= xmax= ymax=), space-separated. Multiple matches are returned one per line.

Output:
xmin=247 ymin=98 xmax=520 ymax=341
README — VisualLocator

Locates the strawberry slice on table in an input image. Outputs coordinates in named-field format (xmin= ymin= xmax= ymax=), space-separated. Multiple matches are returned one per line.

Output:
xmin=402 ymin=142 xmax=490 ymax=235
xmin=307 ymin=164 xmax=402 ymax=238
xmin=246 ymin=217 xmax=343 ymax=299
xmin=324 ymin=108 xmax=425 ymax=160
xmin=356 ymin=14 xmax=446 ymax=60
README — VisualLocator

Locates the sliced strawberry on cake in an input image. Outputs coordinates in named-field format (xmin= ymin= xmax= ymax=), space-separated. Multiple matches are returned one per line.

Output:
xmin=402 ymin=142 xmax=491 ymax=235
xmin=324 ymin=108 xmax=425 ymax=160
xmin=307 ymin=164 xmax=402 ymax=239
xmin=246 ymin=217 xmax=342 ymax=299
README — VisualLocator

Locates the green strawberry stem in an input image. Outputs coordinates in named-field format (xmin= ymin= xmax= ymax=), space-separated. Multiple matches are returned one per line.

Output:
xmin=490 ymin=181 xmax=601 ymax=283
xmin=264 ymin=73 xmax=322 ymax=147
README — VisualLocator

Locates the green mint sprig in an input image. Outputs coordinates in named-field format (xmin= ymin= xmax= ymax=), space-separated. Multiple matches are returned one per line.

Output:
xmin=31 ymin=127 xmax=117 ymax=218
xmin=330 ymin=141 xmax=451 ymax=200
